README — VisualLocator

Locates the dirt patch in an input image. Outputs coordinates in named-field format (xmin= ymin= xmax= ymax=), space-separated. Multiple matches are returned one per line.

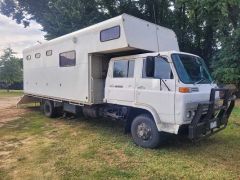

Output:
xmin=0 ymin=97 xmax=27 ymax=127
xmin=0 ymin=137 xmax=34 ymax=171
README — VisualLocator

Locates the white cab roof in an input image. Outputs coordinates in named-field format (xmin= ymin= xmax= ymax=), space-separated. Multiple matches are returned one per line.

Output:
xmin=110 ymin=51 xmax=201 ymax=63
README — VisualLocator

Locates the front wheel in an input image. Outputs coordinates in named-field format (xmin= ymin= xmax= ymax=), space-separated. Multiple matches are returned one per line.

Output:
xmin=131 ymin=114 xmax=164 ymax=148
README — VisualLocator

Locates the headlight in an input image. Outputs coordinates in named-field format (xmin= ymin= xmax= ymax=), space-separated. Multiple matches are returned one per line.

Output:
xmin=186 ymin=111 xmax=192 ymax=118
xmin=192 ymin=110 xmax=196 ymax=117
xmin=186 ymin=110 xmax=196 ymax=119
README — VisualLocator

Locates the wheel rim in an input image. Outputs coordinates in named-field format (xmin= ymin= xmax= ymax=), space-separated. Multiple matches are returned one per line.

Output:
xmin=137 ymin=122 xmax=152 ymax=141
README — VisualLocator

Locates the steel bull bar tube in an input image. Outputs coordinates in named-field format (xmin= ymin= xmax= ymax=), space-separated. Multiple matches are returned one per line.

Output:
xmin=189 ymin=88 xmax=236 ymax=140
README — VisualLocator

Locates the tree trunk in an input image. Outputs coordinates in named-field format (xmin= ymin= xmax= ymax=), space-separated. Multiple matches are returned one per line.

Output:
xmin=236 ymin=84 xmax=240 ymax=98
xmin=6 ymin=84 xmax=10 ymax=92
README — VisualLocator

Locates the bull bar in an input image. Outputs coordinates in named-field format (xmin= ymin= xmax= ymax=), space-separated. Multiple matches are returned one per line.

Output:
xmin=189 ymin=88 xmax=236 ymax=141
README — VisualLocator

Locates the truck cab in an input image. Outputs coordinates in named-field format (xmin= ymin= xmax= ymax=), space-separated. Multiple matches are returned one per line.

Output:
xmin=104 ymin=51 xmax=235 ymax=148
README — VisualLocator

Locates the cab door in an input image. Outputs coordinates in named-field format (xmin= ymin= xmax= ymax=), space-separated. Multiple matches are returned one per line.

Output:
xmin=135 ymin=56 xmax=176 ymax=124
xmin=106 ymin=59 xmax=135 ymax=103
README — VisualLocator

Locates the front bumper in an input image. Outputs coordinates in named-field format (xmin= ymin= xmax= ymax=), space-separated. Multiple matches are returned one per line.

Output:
xmin=188 ymin=88 xmax=235 ymax=141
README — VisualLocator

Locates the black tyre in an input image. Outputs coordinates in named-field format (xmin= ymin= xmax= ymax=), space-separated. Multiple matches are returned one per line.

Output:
xmin=131 ymin=114 xmax=163 ymax=148
xmin=43 ymin=100 xmax=57 ymax=118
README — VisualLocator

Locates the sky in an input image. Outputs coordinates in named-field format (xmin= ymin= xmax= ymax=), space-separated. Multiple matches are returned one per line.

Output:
xmin=0 ymin=14 xmax=45 ymax=58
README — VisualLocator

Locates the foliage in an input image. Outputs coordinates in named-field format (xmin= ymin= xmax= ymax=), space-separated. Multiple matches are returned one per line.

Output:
xmin=0 ymin=89 xmax=23 ymax=97
xmin=0 ymin=0 xmax=239 ymax=88
xmin=0 ymin=48 xmax=23 ymax=91
xmin=0 ymin=0 xmax=107 ymax=39
xmin=212 ymin=28 xmax=240 ymax=89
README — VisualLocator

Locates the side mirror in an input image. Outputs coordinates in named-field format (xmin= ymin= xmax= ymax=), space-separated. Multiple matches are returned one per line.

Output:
xmin=145 ymin=56 xmax=155 ymax=77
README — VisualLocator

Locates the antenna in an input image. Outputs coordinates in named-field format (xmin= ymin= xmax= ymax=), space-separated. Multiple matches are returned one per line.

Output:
xmin=152 ymin=2 xmax=160 ymax=54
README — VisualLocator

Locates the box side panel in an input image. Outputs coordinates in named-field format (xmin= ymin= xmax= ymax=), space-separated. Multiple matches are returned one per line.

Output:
xmin=23 ymin=17 xmax=131 ymax=104
xmin=23 ymin=41 xmax=89 ymax=103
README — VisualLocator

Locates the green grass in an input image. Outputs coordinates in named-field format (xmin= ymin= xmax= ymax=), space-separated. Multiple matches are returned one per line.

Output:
xmin=0 ymin=90 xmax=23 ymax=97
xmin=0 ymin=105 xmax=239 ymax=179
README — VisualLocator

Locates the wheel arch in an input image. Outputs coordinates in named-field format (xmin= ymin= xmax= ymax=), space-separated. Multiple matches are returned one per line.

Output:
xmin=125 ymin=104 xmax=161 ymax=133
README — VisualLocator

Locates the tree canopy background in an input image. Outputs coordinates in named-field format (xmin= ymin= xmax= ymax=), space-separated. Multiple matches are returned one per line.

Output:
xmin=0 ymin=0 xmax=239 ymax=90
xmin=0 ymin=48 xmax=23 ymax=91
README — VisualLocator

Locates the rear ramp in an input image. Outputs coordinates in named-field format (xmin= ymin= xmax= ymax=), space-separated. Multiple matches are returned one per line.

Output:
xmin=17 ymin=95 xmax=40 ymax=106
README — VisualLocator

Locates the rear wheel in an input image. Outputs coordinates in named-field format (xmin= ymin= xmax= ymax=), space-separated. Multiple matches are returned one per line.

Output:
xmin=131 ymin=114 xmax=163 ymax=148
xmin=43 ymin=100 xmax=58 ymax=118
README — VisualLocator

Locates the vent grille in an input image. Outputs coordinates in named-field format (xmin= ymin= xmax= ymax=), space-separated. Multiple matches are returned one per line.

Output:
xmin=191 ymin=87 xmax=199 ymax=92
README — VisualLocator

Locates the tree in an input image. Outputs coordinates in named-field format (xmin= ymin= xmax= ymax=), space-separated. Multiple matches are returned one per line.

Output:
xmin=0 ymin=0 xmax=240 ymax=90
xmin=212 ymin=29 xmax=240 ymax=91
xmin=172 ymin=0 xmax=235 ymax=64
xmin=0 ymin=0 xmax=174 ymax=39
xmin=0 ymin=48 xmax=23 ymax=92
xmin=210 ymin=0 xmax=240 ymax=94
xmin=0 ymin=0 xmax=107 ymax=39
xmin=0 ymin=0 xmax=231 ymax=59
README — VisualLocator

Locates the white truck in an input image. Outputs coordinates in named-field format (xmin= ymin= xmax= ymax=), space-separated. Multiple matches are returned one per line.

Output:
xmin=20 ymin=14 xmax=235 ymax=148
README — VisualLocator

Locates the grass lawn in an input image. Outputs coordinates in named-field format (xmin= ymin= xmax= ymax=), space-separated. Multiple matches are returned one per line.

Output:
xmin=0 ymin=95 xmax=239 ymax=179
xmin=0 ymin=90 xmax=23 ymax=97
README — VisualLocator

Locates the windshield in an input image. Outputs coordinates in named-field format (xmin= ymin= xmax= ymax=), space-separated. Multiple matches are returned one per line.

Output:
xmin=172 ymin=54 xmax=213 ymax=84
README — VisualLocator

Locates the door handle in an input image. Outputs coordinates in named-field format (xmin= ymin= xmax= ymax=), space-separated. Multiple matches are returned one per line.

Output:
xmin=115 ymin=85 xmax=123 ymax=88
xmin=137 ymin=86 xmax=146 ymax=89
xmin=109 ymin=85 xmax=123 ymax=88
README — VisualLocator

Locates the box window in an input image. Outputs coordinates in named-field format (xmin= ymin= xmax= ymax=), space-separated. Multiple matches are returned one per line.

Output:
xmin=46 ymin=50 xmax=52 ymax=56
xmin=59 ymin=51 xmax=76 ymax=67
xmin=35 ymin=53 xmax=41 ymax=59
xmin=26 ymin=55 xmax=31 ymax=60
xmin=100 ymin=26 xmax=120 ymax=42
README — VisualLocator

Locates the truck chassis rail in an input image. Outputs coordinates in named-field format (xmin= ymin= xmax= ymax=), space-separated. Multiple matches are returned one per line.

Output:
xmin=189 ymin=88 xmax=236 ymax=141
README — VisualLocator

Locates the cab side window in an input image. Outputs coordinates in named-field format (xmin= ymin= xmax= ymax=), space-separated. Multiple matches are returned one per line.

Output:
xmin=113 ymin=60 xmax=135 ymax=78
xmin=128 ymin=60 xmax=135 ymax=77
xmin=143 ymin=57 xmax=173 ymax=79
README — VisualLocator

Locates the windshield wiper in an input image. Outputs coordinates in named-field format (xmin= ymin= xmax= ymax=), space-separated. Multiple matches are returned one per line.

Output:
xmin=194 ymin=77 xmax=206 ymax=85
